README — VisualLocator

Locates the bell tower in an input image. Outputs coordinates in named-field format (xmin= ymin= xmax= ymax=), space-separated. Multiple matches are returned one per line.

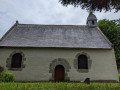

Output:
xmin=86 ymin=12 xmax=97 ymax=28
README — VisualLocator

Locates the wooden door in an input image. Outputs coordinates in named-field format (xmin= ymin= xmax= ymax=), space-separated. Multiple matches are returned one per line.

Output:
xmin=55 ymin=65 xmax=65 ymax=82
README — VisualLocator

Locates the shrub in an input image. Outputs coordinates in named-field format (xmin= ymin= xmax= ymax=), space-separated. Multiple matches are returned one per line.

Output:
xmin=0 ymin=72 xmax=15 ymax=82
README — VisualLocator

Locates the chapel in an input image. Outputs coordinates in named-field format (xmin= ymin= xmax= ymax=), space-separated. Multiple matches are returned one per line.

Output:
xmin=0 ymin=13 xmax=119 ymax=82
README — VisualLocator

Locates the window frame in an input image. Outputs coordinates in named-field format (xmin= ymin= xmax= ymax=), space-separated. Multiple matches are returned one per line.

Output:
xmin=6 ymin=51 xmax=26 ymax=71
xmin=74 ymin=52 xmax=92 ymax=73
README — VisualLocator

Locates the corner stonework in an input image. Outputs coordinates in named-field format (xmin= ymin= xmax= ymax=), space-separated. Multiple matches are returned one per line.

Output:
xmin=6 ymin=51 xmax=26 ymax=71
xmin=49 ymin=58 xmax=71 ymax=81
xmin=74 ymin=52 xmax=92 ymax=73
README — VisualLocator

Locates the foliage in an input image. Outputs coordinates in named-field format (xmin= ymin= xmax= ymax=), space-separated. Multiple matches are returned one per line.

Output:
xmin=0 ymin=66 xmax=4 ymax=73
xmin=0 ymin=72 xmax=15 ymax=82
xmin=59 ymin=0 xmax=120 ymax=12
xmin=98 ymin=19 xmax=120 ymax=67
xmin=113 ymin=19 xmax=120 ymax=26
xmin=0 ymin=83 xmax=120 ymax=90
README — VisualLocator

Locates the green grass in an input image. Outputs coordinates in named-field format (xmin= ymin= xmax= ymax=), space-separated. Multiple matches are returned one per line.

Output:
xmin=0 ymin=82 xmax=120 ymax=90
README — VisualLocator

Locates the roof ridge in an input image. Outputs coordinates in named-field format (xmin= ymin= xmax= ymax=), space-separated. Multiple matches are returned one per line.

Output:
xmin=18 ymin=23 xmax=86 ymax=26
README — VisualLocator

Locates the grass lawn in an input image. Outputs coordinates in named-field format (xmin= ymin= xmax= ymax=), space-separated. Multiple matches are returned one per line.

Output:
xmin=0 ymin=82 xmax=120 ymax=90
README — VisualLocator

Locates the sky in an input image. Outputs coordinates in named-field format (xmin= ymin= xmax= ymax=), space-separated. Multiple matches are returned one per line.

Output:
xmin=0 ymin=0 xmax=120 ymax=38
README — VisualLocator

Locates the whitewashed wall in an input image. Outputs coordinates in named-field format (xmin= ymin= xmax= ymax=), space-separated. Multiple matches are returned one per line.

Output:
xmin=0 ymin=47 xmax=119 ymax=82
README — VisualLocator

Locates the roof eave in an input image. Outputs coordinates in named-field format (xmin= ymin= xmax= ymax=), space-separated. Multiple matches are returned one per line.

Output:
xmin=0 ymin=46 xmax=113 ymax=50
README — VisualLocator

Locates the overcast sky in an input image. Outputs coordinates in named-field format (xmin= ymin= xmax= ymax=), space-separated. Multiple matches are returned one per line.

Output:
xmin=0 ymin=0 xmax=120 ymax=38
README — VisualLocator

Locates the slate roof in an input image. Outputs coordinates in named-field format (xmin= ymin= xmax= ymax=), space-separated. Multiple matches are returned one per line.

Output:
xmin=0 ymin=23 xmax=112 ymax=49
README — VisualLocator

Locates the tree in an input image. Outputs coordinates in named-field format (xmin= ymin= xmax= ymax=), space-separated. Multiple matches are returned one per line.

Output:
xmin=98 ymin=19 xmax=120 ymax=67
xmin=113 ymin=19 xmax=120 ymax=26
xmin=59 ymin=0 xmax=120 ymax=12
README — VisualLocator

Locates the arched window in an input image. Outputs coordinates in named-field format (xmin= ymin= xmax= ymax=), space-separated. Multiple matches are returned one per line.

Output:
xmin=78 ymin=55 xmax=88 ymax=69
xmin=11 ymin=53 xmax=22 ymax=68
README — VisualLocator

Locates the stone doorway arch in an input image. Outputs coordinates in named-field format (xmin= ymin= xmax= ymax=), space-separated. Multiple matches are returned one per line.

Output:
xmin=49 ymin=58 xmax=71 ymax=81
